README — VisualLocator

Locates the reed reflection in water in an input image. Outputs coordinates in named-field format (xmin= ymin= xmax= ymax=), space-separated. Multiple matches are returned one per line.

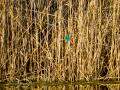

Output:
xmin=1 ymin=83 xmax=120 ymax=90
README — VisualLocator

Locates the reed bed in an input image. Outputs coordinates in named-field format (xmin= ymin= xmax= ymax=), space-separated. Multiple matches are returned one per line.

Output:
xmin=0 ymin=0 xmax=120 ymax=83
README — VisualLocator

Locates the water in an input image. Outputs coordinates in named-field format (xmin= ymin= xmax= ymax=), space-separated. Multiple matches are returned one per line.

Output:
xmin=0 ymin=81 xmax=120 ymax=90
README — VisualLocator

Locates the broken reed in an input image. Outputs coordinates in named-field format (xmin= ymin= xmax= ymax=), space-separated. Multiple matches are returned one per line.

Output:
xmin=0 ymin=0 xmax=120 ymax=83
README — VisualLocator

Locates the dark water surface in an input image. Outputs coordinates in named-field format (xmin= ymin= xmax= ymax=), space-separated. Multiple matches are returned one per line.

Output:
xmin=0 ymin=81 xmax=120 ymax=90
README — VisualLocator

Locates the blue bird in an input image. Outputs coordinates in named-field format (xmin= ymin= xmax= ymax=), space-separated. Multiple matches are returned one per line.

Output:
xmin=65 ymin=35 xmax=70 ymax=43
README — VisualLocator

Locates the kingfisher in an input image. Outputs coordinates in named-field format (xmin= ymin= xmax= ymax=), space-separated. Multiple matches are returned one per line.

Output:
xmin=65 ymin=35 xmax=70 ymax=43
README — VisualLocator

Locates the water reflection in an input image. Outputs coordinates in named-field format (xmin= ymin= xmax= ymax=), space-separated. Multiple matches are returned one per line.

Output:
xmin=1 ymin=83 xmax=120 ymax=90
